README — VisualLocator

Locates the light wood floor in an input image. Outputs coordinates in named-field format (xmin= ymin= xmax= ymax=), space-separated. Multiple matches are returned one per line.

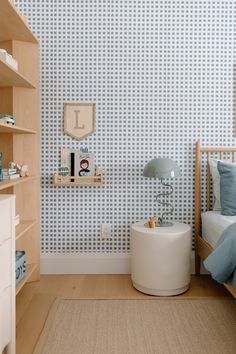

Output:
xmin=16 ymin=275 xmax=230 ymax=354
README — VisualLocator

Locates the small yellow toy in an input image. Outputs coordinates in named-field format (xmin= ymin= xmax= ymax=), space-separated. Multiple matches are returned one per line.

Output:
xmin=145 ymin=216 xmax=158 ymax=228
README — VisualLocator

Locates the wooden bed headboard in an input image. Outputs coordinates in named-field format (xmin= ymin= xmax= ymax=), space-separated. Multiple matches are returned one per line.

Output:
xmin=194 ymin=140 xmax=236 ymax=271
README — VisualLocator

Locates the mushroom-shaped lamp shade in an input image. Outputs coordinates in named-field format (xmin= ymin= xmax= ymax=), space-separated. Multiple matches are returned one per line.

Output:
xmin=143 ymin=158 xmax=180 ymax=179
xmin=143 ymin=158 xmax=180 ymax=227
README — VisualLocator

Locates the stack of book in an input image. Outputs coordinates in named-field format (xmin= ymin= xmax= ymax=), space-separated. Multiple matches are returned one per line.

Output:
xmin=2 ymin=168 xmax=20 ymax=180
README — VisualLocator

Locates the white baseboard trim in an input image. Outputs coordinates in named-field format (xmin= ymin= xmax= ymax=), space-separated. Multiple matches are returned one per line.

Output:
xmin=41 ymin=253 xmax=132 ymax=274
xmin=41 ymin=251 xmax=198 ymax=275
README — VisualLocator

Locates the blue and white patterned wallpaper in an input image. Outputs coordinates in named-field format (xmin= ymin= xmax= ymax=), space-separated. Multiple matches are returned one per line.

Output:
xmin=15 ymin=0 xmax=235 ymax=254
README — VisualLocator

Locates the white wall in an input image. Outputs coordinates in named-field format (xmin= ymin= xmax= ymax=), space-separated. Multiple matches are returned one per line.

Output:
xmin=15 ymin=0 xmax=235 ymax=273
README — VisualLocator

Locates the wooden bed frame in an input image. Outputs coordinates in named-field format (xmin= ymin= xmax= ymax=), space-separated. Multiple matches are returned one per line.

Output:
xmin=195 ymin=140 xmax=236 ymax=298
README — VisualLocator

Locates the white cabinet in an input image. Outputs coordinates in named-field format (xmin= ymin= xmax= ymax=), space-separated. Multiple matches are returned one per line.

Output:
xmin=0 ymin=195 xmax=15 ymax=354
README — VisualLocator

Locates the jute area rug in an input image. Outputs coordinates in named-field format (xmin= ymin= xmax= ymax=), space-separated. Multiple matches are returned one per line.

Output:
xmin=34 ymin=299 xmax=236 ymax=354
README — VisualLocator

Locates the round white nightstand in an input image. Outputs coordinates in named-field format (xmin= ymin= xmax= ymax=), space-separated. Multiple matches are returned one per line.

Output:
xmin=131 ymin=222 xmax=191 ymax=296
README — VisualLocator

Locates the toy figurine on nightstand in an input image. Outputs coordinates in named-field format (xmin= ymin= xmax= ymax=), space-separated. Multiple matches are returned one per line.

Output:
xmin=144 ymin=216 xmax=158 ymax=228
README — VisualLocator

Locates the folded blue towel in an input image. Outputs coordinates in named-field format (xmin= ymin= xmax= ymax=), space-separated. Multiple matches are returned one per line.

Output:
xmin=204 ymin=222 xmax=236 ymax=289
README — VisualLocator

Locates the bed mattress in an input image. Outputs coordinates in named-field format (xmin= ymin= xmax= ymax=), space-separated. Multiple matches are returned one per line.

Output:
xmin=201 ymin=211 xmax=236 ymax=248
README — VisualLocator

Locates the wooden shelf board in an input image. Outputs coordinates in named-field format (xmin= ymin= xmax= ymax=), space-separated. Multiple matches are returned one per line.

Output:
xmin=0 ymin=0 xmax=38 ymax=43
xmin=16 ymin=219 xmax=37 ymax=241
xmin=0 ymin=175 xmax=36 ymax=191
xmin=0 ymin=57 xmax=35 ymax=88
xmin=54 ymin=181 xmax=104 ymax=187
xmin=0 ymin=123 xmax=36 ymax=134
xmin=53 ymin=174 xmax=104 ymax=187
xmin=16 ymin=263 xmax=37 ymax=296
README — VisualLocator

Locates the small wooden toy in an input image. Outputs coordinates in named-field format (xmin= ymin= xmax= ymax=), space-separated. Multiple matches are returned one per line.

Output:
xmin=145 ymin=216 xmax=158 ymax=228
xmin=8 ymin=162 xmax=29 ymax=177
xmin=9 ymin=161 xmax=21 ymax=170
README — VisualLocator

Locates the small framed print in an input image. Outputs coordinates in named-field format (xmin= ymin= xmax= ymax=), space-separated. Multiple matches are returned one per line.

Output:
xmin=64 ymin=103 xmax=96 ymax=141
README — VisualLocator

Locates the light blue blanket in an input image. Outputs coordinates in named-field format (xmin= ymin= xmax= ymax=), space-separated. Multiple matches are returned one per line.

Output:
xmin=204 ymin=222 xmax=236 ymax=289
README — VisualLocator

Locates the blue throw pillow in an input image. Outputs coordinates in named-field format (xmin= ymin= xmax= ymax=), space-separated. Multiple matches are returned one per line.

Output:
xmin=218 ymin=161 xmax=236 ymax=216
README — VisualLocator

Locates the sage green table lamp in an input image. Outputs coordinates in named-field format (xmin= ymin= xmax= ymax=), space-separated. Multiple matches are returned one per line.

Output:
xmin=143 ymin=158 xmax=180 ymax=227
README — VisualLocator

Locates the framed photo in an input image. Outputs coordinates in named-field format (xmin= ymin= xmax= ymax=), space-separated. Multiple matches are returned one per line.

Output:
xmin=64 ymin=103 xmax=96 ymax=140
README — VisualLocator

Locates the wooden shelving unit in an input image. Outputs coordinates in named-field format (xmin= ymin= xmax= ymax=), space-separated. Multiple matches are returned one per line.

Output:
xmin=0 ymin=123 xmax=36 ymax=134
xmin=0 ymin=176 xmax=36 ymax=191
xmin=0 ymin=0 xmax=38 ymax=43
xmin=0 ymin=57 xmax=34 ymax=88
xmin=16 ymin=263 xmax=37 ymax=295
xmin=0 ymin=0 xmax=40 ymax=296
xmin=16 ymin=219 xmax=37 ymax=241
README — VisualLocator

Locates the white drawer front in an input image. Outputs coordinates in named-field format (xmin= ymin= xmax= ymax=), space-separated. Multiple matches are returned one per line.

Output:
xmin=0 ymin=239 xmax=11 ymax=293
xmin=0 ymin=203 xmax=12 ymax=244
xmin=0 ymin=286 xmax=11 ymax=353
